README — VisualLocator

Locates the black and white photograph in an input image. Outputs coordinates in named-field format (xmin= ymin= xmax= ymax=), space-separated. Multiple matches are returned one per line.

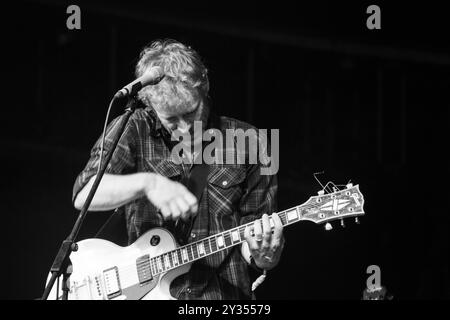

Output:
xmin=1 ymin=0 xmax=449 ymax=305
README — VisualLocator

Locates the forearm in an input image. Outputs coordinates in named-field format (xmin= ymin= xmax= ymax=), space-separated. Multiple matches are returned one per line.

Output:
xmin=73 ymin=172 xmax=152 ymax=211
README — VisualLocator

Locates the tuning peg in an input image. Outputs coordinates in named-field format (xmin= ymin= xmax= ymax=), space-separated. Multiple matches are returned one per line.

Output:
xmin=318 ymin=190 xmax=325 ymax=195
xmin=325 ymin=223 xmax=333 ymax=231
xmin=340 ymin=219 xmax=345 ymax=228
xmin=355 ymin=217 xmax=360 ymax=224
xmin=346 ymin=183 xmax=353 ymax=188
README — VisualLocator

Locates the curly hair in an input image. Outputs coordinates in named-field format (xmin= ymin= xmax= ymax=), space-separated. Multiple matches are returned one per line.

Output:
xmin=135 ymin=39 xmax=209 ymax=114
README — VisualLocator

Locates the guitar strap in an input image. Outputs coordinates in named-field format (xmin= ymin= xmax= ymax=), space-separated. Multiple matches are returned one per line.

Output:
xmin=167 ymin=162 xmax=209 ymax=246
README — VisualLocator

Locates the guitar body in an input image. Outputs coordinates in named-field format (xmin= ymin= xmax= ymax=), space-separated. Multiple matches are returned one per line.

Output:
xmin=44 ymin=184 xmax=365 ymax=300
xmin=46 ymin=228 xmax=191 ymax=300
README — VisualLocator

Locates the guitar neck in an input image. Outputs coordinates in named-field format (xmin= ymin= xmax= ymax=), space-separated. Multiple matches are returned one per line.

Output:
xmin=147 ymin=204 xmax=306 ymax=277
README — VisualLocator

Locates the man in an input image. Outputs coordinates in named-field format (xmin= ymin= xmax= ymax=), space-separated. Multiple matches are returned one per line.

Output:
xmin=73 ymin=39 xmax=284 ymax=300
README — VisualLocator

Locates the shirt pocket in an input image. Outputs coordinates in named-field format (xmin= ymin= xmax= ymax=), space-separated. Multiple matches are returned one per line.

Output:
xmin=207 ymin=166 xmax=247 ymax=220
xmin=208 ymin=166 xmax=246 ymax=189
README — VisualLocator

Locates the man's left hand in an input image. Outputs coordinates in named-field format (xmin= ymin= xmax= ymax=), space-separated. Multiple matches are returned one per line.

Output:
xmin=244 ymin=213 xmax=285 ymax=270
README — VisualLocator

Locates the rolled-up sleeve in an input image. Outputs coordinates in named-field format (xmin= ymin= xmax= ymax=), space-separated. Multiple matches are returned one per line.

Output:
xmin=72 ymin=114 xmax=137 ymax=204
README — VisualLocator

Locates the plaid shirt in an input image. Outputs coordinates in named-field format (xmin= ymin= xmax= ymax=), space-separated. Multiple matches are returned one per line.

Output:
xmin=73 ymin=101 xmax=278 ymax=300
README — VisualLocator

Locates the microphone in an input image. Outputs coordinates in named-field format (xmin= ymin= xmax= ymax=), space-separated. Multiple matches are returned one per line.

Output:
xmin=114 ymin=66 xmax=164 ymax=99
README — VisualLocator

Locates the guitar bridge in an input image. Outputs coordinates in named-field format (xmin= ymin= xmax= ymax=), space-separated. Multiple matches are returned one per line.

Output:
xmin=103 ymin=267 xmax=122 ymax=299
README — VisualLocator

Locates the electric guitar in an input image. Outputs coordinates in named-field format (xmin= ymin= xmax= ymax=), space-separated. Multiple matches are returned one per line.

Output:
xmin=46 ymin=183 xmax=365 ymax=300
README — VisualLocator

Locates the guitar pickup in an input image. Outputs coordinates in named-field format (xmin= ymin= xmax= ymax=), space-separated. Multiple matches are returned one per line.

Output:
xmin=103 ymin=267 xmax=122 ymax=299
xmin=136 ymin=254 xmax=153 ymax=285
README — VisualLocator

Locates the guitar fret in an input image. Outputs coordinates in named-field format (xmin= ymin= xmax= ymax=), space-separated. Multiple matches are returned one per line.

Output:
xmin=159 ymin=255 xmax=164 ymax=271
xmin=157 ymin=256 xmax=163 ymax=272
xmin=160 ymin=256 xmax=166 ymax=271
xmin=239 ymin=226 xmax=246 ymax=240
xmin=192 ymin=244 xmax=199 ymax=259
xmin=211 ymin=237 xmax=217 ymax=252
xmin=164 ymin=254 xmax=170 ymax=270
xmin=187 ymin=245 xmax=193 ymax=261
xmin=177 ymin=249 xmax=183 ymax=264
xmin=204 ymin=239 xmax=211 ymax=254
xmin=168 ymin=251 xmax=174 ymax=268
xmin=280 ymin=212 xmax=288 ymax=225
xmin=224 ymin=232 xmax=232 ymax=247
xmin=198 ymin=242 xmax=205 ymax=256
xmin=172 ymin=251 xmax=178 ymax=266
xmin=231 ymin=229 xmax=240 ymax=243
xmin=216 ymin=234 xmax=224 ymax=248
xmin=181 ymin=247 xmax=188 ymax=262
xmin=162 ymin=255 xmax=167 ymax=271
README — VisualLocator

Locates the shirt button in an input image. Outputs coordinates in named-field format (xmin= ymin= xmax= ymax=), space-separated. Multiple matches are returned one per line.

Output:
xmin=186 ymin=287 xmax=192 ymax=294
xmin=222 ymin=180 xmax=228 ymax=186
xmin=190 ymin=232 xmax=196 ymax=239
xmin=209 ymin=129 xmax=214 ymax=134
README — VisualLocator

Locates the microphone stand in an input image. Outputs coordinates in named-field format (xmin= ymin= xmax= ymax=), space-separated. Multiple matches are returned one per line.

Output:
xmin=41 ymin=96 xmax=141 ymax=300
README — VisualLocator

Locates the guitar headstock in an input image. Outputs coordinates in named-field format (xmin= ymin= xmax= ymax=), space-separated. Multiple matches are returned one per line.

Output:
xmin=299 ymin=184 xmax=365 ymax=229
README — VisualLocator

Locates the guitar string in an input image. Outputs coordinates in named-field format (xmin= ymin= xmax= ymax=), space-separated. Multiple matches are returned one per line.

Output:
xmin=130 ymin=200 xmax=362 ymax=281
xmin=145 ymin=193 xmax=363 ymax=277
xmin=100 ymin=197 xmax=363 ymax=285
xmin=89 ymin=210 xmax=299 ymax=285
xmin=73 ymin=192 xmax=363 ymax=288
xmin=99 ymin=206 xmax=364 ymax=286
xmin=153 ymin=195 xmax=361 ymax=264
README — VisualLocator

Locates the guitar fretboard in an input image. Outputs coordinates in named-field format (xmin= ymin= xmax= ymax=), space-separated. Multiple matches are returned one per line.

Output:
xmin=135 ymin=205 xmax=305 ymax=283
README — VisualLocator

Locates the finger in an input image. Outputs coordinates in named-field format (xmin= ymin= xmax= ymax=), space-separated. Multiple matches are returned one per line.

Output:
xmin=181 ymin=187 xmax=198 ymax=208
xmin=244 ymin=225 xmax=251 ymax=241
xmin=271 ymin=213 xmax=284 ymax=240
xmin=178 ymin=199 xmax=193 ymax=222
xmin=175 ymin=197 xmax=190 ymax=216
xmin=169 ymin=201 xmax=181 ymax=221
xmin=261 ymin=214 xmax=271 ymax=250
xmin=190 ymin=203 xmax=198 ymax=216
xmin=183 ymin=192 xmax=198 ymax=217
xmin=253 ymin=219 xmax=263 ymax=244
xmin=243 ymin=225 xmax=256 ymax=251
xmin=160 ymin=205 xmax=172 ymax=221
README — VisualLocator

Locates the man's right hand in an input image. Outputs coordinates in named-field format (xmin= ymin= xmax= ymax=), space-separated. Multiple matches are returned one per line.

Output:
xmin=143 ymin=173 xmax=198 ymax=222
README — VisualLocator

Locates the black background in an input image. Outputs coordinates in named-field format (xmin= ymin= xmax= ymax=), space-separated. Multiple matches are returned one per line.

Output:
xmin=1 ymin=0 xmax=449 ymax=300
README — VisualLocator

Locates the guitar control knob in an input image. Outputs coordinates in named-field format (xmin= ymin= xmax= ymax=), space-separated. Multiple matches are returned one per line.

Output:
xmin=355 ymin=217 xmax=360 ymax=224
xmin=150 ymin=235 xmax=161 ymax=246
xmin=340 ymin=220 xmax=345 ymax=228
xmin=325 ymin=223 xmax=333 ymax=231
